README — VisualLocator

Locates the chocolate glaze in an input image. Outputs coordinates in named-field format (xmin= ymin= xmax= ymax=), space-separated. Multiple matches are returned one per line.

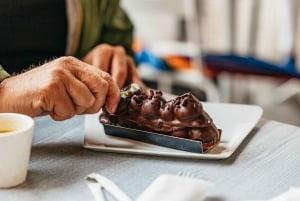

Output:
xmin=99 ymin=87 xmax=221 ymax=151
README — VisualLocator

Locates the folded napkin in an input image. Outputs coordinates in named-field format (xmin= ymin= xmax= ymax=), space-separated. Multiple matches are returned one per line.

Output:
xmin=136 ymin=174 xmax=214 ymax=201
xmin=248 ymin=186 xmax=300 ymax=201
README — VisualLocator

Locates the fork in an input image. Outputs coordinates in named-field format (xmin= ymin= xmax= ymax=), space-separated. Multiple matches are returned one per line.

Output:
xmin=86 ymin=179 xmax=106 ymax=201
xmin=176 ymin=170 xmax=195 ymax=178
xmin=86 ymin=173 xmax=133 ymax=201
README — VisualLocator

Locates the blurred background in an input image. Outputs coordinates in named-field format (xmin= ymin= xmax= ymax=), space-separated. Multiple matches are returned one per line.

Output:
xmin=121 ymin=0 xmax=300 ymax=126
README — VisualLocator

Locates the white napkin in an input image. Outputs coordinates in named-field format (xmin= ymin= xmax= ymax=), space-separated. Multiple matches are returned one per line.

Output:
xmin=248 ymin=186 xmax=300 ymax=201
xmin=267 ymin=187 xmax=300 ymax=201
xmin=136 ymin=174 xmax=214 ymax=201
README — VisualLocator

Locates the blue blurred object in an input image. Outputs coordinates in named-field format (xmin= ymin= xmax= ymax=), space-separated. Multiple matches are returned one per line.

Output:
xmin=203 ymin=54 xmax=300 ymax=78
xmin=134 ymin=49 xmax=172 ymax=71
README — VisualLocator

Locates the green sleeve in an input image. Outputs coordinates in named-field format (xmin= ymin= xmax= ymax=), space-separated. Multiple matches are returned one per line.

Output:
xmin=76 ymin=0 xmax=134 ymax=58
xmin=98 ymin=0 xmax=134 ymax=56
xmin=0 ymin=65 xmax=10 ymax=82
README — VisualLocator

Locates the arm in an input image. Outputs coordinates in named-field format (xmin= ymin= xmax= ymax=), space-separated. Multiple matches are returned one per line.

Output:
xmin=70 ymin=0 xmax=145 ymax=90
xmin=0 ymin=57 xmax=120 ymax=120
xmin=78 ymin=0 xmax=145 ymax=89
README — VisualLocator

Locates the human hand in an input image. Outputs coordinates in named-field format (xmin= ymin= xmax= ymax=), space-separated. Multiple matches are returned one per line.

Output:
xmin=82 ymin=44 xmax=146 ymax=89
xmin=0 ymin=57 xmax=120 ymax=120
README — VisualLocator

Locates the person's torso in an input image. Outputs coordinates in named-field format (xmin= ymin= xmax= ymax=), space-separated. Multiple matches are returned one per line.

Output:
xmin=0 ymin=0 xmax=67 ymax=74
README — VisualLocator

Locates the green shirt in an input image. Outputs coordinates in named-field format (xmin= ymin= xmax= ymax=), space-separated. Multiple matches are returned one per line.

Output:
xmin=77 ymin=0 xmax=133 ymax=58
xmin=0 ymin=65 xmax=9 ymax=82
xmin=0 ymin=0 xmax=133 ymax=82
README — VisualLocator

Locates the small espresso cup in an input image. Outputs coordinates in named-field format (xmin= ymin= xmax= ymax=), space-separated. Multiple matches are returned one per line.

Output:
xmin=0 ymin=113 xmax=34 ymax=188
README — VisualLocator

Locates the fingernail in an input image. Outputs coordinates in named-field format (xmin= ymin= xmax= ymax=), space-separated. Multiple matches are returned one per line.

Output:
xmin=106 ymin=104 xmax=117 ymax=114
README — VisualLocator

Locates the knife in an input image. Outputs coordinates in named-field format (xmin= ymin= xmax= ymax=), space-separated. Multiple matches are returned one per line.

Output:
xmin=86 ymin=173 xmax=133 ymax=201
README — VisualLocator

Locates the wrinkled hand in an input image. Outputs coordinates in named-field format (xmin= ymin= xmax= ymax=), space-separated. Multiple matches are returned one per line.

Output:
xmin=82 ymin=44 xmax=146 ymax=89
xmin=0 ymin=57 xmax=120 ymax=120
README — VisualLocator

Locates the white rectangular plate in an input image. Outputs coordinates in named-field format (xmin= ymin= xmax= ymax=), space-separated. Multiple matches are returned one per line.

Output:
xmin=84 ymin=102 xmax=263 ymax=159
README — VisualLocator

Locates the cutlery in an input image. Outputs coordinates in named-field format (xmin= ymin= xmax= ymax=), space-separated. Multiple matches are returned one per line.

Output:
xmin=86 ymin=181 xmax=106 ymax=201
xmin=86 ymin=173 xmax=133 ymax=201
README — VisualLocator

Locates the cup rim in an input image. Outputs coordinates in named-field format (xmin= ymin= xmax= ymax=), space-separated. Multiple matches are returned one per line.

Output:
xmin=0 ymin=113 xmax=34 ymax=137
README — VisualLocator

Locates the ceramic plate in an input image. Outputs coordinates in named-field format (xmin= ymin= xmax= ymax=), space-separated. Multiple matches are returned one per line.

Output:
xmin=83 ymin=102 xmax=263 ymax=159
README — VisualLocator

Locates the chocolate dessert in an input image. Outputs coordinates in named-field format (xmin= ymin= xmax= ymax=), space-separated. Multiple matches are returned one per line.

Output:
xmin=100 ymin=84 xmax=221 ymax=152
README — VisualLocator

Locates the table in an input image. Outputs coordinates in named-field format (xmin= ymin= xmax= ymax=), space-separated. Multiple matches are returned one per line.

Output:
xmin=1 ymin=115 xmax=300 ymax=201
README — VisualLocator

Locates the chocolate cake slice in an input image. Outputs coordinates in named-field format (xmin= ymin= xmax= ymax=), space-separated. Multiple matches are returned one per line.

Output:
xmin=99 ymin=84 xmax=221 ymax=152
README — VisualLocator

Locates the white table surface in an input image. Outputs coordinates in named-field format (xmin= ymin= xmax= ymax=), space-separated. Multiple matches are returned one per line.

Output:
xmin=1 ymin=114 xmax=300 ymax=201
